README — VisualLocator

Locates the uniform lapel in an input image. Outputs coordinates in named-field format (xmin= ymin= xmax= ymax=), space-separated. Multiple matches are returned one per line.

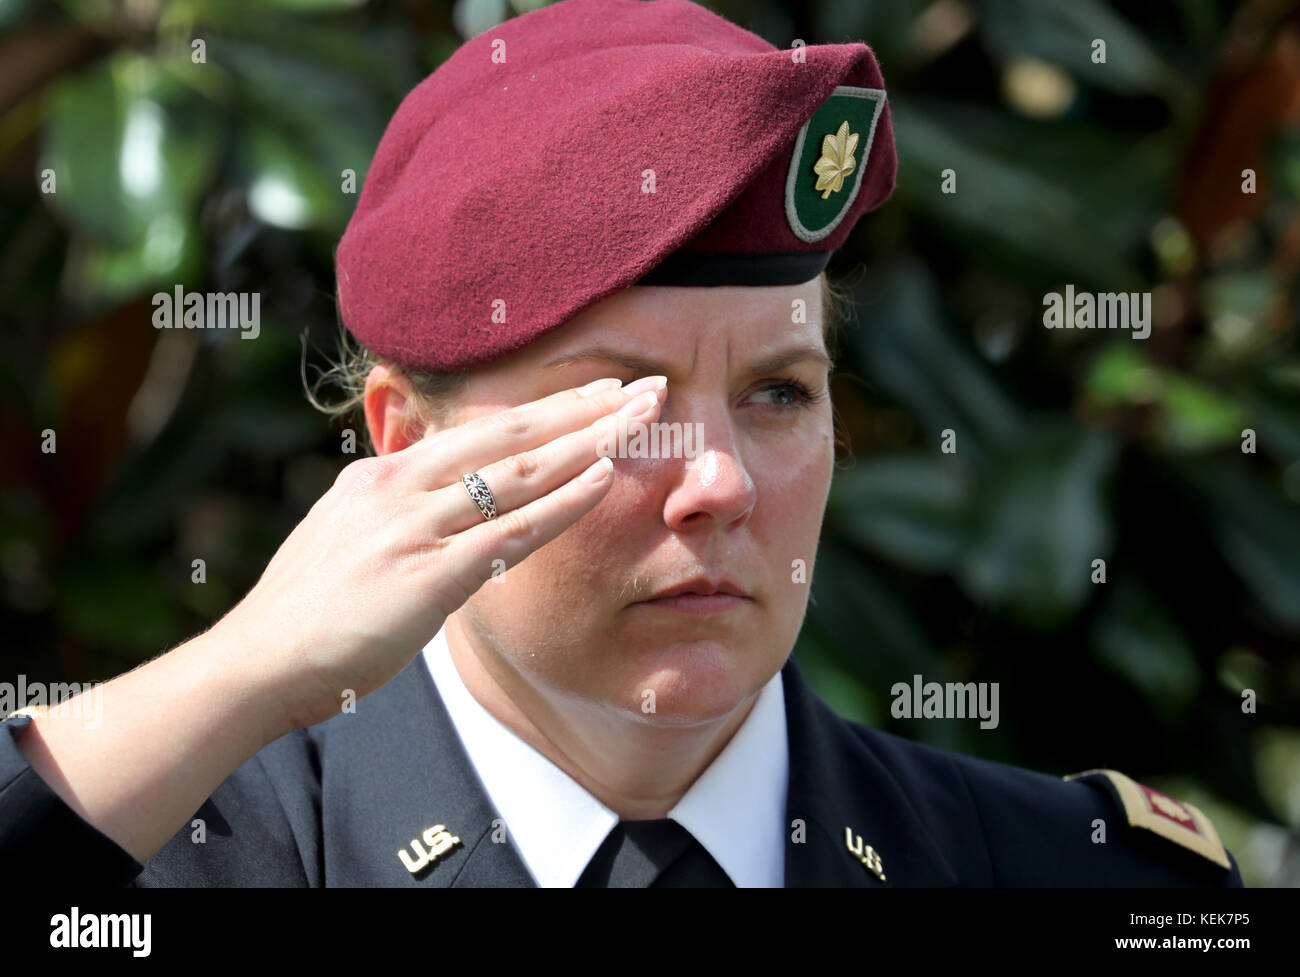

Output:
xmin=781 ymin=657 xmax=960 ymax=887
xmin=318 ymin=654 xmax=536 ymax=887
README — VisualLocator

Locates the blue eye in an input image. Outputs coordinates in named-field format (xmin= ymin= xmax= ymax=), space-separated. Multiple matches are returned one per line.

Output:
xmin=750 ymin=378 xmax=820 ymax=410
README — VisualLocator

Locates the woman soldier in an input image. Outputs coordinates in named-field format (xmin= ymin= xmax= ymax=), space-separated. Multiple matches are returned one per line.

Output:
xmin=1 ymin=0 xmax=1240 ymax=887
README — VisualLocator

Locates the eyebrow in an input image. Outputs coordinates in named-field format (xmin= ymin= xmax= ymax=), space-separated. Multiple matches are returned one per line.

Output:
xmin=543 ymin=343 xmax=832 ymax=378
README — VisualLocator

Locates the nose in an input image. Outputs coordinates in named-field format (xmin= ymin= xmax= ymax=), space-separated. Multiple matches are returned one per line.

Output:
xmin=659 ymin=407 xmax=757 ymax=532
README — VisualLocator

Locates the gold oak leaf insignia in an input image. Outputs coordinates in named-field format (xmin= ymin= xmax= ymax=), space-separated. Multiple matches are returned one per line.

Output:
xmin=812 ymin=120 xmax=859 ymax=199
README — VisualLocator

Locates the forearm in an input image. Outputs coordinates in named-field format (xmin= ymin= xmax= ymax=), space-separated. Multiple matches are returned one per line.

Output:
xmin=13 ymin=627 xmax=295 ymax=864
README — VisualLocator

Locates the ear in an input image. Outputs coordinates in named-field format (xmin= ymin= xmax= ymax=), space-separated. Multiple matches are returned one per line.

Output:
xmin=363 ymin=365 xmax=424 ymax=455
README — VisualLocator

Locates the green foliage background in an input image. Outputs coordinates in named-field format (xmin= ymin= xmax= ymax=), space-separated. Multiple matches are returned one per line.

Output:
xmin=1 ymin=0 xmax=1297 ymax=885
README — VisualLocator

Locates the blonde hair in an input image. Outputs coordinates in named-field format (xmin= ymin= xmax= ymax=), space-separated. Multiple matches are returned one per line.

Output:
xmin=306 ymin=271 xmax=850 ymax=456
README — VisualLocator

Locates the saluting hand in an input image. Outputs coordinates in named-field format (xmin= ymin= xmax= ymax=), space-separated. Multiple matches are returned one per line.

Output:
xmin=218 ymin=375 xmax=666 ymax=731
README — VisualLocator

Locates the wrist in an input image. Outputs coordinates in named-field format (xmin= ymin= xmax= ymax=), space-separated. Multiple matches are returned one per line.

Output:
xmin=181 ymin=624 xmax=301 ymax=747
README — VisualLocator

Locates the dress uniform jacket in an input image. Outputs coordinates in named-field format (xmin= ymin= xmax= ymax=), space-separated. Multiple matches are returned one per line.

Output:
xmin=0 ymin=653 xmax=1242 ymax=887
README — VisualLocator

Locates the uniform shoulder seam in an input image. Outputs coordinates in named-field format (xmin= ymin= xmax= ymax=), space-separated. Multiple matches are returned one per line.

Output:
xmin=951 ymin=755 xmax=997 ymax=886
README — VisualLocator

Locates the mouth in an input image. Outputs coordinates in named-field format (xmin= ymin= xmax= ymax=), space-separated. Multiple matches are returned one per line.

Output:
xmin=633 ymin=576 xmax=752 ymax=616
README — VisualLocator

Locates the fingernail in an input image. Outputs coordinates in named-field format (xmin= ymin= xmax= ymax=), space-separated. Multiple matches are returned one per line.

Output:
xmin=621 ymin=375 xmax=667 ymax=397
xmin=617 ymin=390 xmax=660 ymax=418
xmin=577 ymin=377 xmax=623 ymax=397
xmin=579 ymin=456 xmax=614 ymax=483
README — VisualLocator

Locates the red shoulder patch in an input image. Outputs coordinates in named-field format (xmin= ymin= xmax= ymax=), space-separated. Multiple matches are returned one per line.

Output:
xmin=1065 ymin=769 xmax=1230 ymax=871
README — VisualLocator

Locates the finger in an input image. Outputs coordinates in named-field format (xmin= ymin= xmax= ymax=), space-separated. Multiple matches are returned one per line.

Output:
xmin=432 ymin=454 xmax=616 ymax=611
xmin=404 ymin=374 xmax=668 ymax=491
xmin=426 ymin=388 xmax=662 ymax=538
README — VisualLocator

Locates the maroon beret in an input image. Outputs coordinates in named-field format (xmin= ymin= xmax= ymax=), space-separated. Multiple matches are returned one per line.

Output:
xmin=335 ymin=0 xmax=897 ymax=372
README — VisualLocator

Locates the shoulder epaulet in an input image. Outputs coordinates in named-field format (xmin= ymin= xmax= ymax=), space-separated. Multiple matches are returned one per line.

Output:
xmin=1065 ymin=768 xmax=1230 ymax=871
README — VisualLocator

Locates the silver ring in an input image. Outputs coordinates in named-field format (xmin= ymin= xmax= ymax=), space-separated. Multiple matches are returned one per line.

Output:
xmin=461 ymin=472 xmax=498 ymax=521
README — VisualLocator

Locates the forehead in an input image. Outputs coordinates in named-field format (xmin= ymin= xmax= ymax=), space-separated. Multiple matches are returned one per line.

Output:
xmin=442 ymin=282 xmax=829 ymax=419
xmin=508 ymin=281 xmax=826 ymax=369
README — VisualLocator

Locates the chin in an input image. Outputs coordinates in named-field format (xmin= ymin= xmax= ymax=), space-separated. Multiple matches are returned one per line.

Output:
xmin=616 ymin=637 xmax=772 ymax=726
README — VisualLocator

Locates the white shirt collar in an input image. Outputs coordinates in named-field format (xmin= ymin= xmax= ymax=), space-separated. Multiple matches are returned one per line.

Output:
xmin=422 ymin=625 xmax=788 ymax=887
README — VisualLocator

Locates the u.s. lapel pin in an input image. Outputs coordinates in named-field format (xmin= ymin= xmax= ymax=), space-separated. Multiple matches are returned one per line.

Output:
xmin=844 ymin=826 xmax=886 ymax=882
xmin=398 ymin=823 xmax=462 ymax=875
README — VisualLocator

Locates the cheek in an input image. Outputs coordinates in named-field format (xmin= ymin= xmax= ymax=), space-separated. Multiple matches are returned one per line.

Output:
xmin=750 ymin=419 xmax=835 ymax=546
xmin=463 ymin=491 xmax=635 ymax=641
xmin=474 ymin=533 xmax=599 ymax=617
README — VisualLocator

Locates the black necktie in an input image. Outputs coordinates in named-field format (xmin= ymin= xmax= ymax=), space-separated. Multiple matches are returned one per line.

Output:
xmin=575 ymin=819 xmax=735 ymax=887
